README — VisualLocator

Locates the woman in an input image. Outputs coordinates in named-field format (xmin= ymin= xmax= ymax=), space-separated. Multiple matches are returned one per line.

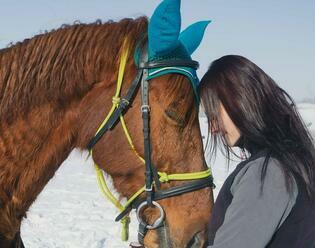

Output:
xmin=199 ymin=55 xmax=315 ymax=248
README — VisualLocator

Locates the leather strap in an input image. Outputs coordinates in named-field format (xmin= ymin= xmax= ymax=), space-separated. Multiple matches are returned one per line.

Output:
xmin=115 ymin=175 xmax=214 ymax=222
xmin=139 ymin=59 xmax=199 ymax=70
xmin=87 ymin=69 xmax=143 ymax=150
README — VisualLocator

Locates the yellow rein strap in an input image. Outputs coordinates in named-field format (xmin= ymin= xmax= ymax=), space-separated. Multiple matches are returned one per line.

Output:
xmin=91 ymin=38 xmax=133 ymax=241
xmin=90 ymin=38 xmax=212 ymax=242
xmin=158 ymin=168 xmax=212 ymax=183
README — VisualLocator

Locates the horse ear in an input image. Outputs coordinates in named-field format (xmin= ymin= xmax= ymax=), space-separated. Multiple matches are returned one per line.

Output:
xmin=179 ymin=20 xmax=211 ymax=55
xmin=148 ymin=0 xmax=181 ymax=57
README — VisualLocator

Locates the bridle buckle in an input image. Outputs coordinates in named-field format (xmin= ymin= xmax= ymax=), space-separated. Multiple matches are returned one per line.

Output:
xmin=141 ymin=105 xmax=150 ymax=113
xmin=145 ymin=184 xmax=153 ymax=192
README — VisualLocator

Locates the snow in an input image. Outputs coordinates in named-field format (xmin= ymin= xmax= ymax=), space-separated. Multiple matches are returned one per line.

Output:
xmin=21 ymin=103 xmax=315 ymax=247
xmin=22 ymin=151 xmax=139 ymax=248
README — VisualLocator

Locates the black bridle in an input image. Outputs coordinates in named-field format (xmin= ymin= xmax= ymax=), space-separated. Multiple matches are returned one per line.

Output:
xmin=87 ymin=43 xmax=214 ymax=245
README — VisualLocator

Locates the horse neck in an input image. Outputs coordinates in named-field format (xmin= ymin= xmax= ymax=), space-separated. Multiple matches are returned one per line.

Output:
xmin=0 ymin=23 xmax=125 ymax=172
xmin=0 ymin=31 xmax=121 ymax=239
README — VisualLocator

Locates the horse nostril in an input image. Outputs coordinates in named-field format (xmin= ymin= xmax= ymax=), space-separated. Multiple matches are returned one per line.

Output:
xmin=186 ymin=231 xmax=203 ymax=248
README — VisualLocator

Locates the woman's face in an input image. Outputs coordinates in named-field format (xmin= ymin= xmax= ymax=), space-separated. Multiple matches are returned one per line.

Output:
xmin=211 ymin=103 xmax=241 ymax=147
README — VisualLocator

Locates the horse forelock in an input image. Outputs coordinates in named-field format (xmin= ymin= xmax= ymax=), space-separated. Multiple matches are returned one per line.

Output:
xmin=0 ymin=17 xmax=148 ymax=123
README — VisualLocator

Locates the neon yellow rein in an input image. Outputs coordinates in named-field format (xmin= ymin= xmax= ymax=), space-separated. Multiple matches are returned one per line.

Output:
xmin=89 ymin=38 xmax=212 ymax=241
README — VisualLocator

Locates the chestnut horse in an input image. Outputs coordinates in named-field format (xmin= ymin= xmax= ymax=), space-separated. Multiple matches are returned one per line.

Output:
xmin=0 ymin=17 xmax=213 ymax=247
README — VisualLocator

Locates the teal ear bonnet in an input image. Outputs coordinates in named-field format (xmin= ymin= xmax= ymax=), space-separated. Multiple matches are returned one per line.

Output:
xmin=144 ymin=0 xmax=211 ymax=99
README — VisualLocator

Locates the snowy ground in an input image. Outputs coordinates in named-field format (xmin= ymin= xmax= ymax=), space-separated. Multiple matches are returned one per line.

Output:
xmin=21 ymin=103 xmax=315 ymax=248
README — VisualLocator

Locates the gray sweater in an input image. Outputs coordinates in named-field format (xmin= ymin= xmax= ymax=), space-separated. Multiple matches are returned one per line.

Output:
xmin=209 ymin=157 xmax=298 ymax=248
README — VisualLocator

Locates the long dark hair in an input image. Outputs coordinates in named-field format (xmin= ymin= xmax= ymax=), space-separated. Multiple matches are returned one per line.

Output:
xmin=200 ymin=55 xmax=315 ymax=196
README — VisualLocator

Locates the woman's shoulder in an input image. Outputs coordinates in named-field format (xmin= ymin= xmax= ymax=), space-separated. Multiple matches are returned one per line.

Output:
xmin=233 ymin=155 xmax=278 ymax=179
xmin=232 ymin=155 xmax=297 ymax=196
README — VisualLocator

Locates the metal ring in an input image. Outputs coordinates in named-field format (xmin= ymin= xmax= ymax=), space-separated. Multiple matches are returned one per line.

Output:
xmin=136 ymin=201 xmax=165 ymax=230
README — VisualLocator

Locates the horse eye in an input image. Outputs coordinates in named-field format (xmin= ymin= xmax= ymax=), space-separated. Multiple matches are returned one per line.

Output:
xmin=164 ymin=104 xmax=188 ymax=128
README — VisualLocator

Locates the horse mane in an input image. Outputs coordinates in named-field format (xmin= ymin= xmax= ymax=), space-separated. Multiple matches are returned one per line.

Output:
xmin=0 ymin=17 xmax=148 ymax=123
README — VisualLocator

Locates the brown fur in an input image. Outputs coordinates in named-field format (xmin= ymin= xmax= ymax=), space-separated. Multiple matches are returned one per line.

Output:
xmin=0 ymin=17 xmax=213 ymax=247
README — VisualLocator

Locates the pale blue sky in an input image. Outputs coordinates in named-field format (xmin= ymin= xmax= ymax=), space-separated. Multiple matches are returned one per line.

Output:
xmin=0 ymin=0 xmax=314 ymax=101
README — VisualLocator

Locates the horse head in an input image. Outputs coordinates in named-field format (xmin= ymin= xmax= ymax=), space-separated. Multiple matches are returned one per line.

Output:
xmin=77 ymin=0 xmax=214 ymax=247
